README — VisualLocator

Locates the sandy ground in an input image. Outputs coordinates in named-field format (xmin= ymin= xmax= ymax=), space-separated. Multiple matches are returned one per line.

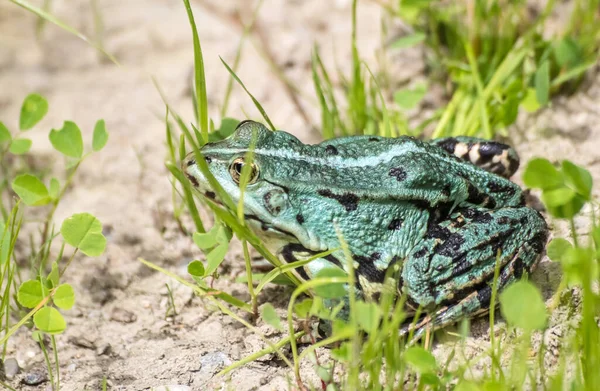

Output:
xmin=1 ymin=0 xmax=599 ymax=390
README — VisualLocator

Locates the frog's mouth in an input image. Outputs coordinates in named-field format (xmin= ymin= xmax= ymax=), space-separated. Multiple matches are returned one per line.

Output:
xmin=244 ymin=214 xmax=299 ymax=241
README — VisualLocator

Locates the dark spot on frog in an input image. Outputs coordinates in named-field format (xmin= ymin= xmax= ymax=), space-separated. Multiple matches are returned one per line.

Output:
xmin=280 ymin=244 xmax=311 ymax=280
xmin=317 ymin=189 xmax=359 ymax=212
xmin=476 ymin=284 xmax=492 ymax=306
xmin=425 ymin=224 xmax=451 ymax=240
xmin=513 ymin=257 xmax=525 ymax=279
xmin=296 ymin=213 xmax=305 ymax=224
xmin=487 ymin=180 xmax=515 ymax=195
xmin=519 ymin=193 xmax=527 ymax=206
xmin=435 ymin=137 xmax=458 ymax=155
xmin=354 ymin=253 xmax=386 ymax=283
xmin=476 ymin=142 xmax=508 ymax=163
xmin=205 ymin=191 xmax=216 ymax=200
xmin=441 ymin=184 xmax=452 ymax=198
xmin=529 ymin=230 xmax=549 ymax=254
xmin=325 ymin=145 xmax=339 ymax=155
xmin=389 ymin=167 xmax=407 ymax=182
xmin=435 ymin=233 xmax=465 ymax=257
xmin=466 ymin=183 xmax=487 ymax=205
xmin=368 ymin=137 xmax=380 ymax=142
xmin=264 ymin=190 xmax=286 ymax=216
xmin=185 ymin=173 xmax=199 ymax=187
xmin=205 ymin=156 xmax=212 ymax=164
xmin=413 ymin=248 xmax=428 ymax=258
xmin=186 ymin=158 xmax=196 ymax=166
xmin=388 ymin=218 xmax=404 ymax=230
xmin=497 ymin=216 xmax=511 ymax=225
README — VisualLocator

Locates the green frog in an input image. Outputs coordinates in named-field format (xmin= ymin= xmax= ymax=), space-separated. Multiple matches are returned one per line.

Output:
xmin=183 ymin=120 xmax=548 ymax=337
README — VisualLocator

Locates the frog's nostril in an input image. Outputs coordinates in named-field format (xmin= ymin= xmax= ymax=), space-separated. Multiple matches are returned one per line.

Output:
xmin=186 ymin=158 xmax=196 ymax=167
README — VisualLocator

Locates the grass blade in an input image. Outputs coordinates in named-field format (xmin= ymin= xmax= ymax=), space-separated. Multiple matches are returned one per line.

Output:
xmin=181 ymin=0 xmax=209 ymax=144
xmin=10 ymin=0 xmax=119 ymax=65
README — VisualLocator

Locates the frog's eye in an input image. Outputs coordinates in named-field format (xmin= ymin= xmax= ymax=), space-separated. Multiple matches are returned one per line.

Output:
xmin=229 ymin=157 xmax=260 ymax=185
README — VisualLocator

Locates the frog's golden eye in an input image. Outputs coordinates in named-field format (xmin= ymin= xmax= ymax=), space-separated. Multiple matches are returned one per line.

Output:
xmin=229 ymin=157 xmax=260 ymax=185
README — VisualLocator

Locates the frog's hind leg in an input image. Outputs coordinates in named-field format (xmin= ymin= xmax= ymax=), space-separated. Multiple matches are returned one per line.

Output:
xmin=400 ymin=206 xmax=548 ymax=340
xmin=430 ymin=137 xmax=520 ymax=178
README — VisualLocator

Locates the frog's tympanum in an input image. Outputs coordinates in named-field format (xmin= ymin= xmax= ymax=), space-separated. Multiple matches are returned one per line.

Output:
xmin=184 ymin=120 xmax=548 ymax=337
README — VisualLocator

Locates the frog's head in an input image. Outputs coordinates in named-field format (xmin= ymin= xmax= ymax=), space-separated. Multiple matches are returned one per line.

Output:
xmin=183 ymin=120 xmax=306 ymax=248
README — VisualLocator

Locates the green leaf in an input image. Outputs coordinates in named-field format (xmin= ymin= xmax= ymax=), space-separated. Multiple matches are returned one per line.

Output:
xmin=391 ymin=32 xmax=426 ymax=49
xmin=92 ymin=119 xmax=109 ymax=151
xmin=47 ymin=261 xmax=60 ymax=288
xmin=17 ymin=280 xmax=45 ymax=308
xmin=355 ymin=301 xmax=382 ymax=333
xmin=208 ymin=118 xmax=240 ymax=142
xmin=33 ymin=307 xmax=66 ymax=334
xmin=11 ymin=174 xmax=51 ymax=206
xmin=542 ymin=187 xmax=576 ymax=207
xmin=187 ymin=260 xmax=205 ymax=277
xmin=31 ymin=330 xmax=44 ymax=342
xmin=53 ymin=283 xmax=75 ymax=309
xmin=9 ymin=138 xmax=32 ymax=154
xmin=394 ymin=82 xmax=427 ymax=109
xmin=404 ymin=346 xmax=438 ymax=374
xmin=500 ymin=280 xmax=547 ymax=331
xmin=60 ymin=213 xmax=107 ymax=256
xmin=553 ymin=37 xmax=582 ymax=69
xmin=331 ymin=341 xmax=351 ymax=361
xmin=204 ymin=243 xmax=228 ymax=276
xmin=562 ymin=160 xmax=592 ymax=199
xmin=193 ymin=231 xmax=218 ymax=250
xmin=49 ymin=178 xmax=60 ymax=200
xmin=546 ymin=196 xmax=585 ymax=219
xmin=294 ymin=299 xmax=313 ymax=318
xmin=49 ymin=121 xmax=84 ymax=158
xmin=313 ymin=267 xmax=347 ymax=299
xmin=19 ymin=93 xmax=48 ymax=130
xmin=261 ymin=303 xmax=283 ymax=331
xmin=546 ymin=238 xmax=573 ymax=262
xmin=534 ymin=61 xmax=550 ymax=106
xmin=521 ymin=88 xmax=540 ymax=113
xmin=0 ymin=122 xmax=11 ymax=143
xmin=522 ymin=158 xmax=562 ymax=190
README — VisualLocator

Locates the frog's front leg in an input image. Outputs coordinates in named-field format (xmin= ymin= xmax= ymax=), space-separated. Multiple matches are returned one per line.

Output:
xmin=400 ymin=205 xmax=548 ymax=339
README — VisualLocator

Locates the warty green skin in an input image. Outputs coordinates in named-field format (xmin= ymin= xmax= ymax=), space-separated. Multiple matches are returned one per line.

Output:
xmin=184 ymin=121 xmax=549 ymax=336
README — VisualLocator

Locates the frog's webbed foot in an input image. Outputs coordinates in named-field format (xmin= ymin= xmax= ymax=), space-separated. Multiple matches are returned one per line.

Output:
xmin=400 ymin=205 xmax=548 ymax=340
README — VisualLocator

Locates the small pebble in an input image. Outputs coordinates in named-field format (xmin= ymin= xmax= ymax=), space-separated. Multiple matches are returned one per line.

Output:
xmin=110 ymin=308 xmax=137 ymax=323
xmin=3 ymin=358 xmax=20 ymax=379
xmin=21 ymin=371 xmax=48 ymax=386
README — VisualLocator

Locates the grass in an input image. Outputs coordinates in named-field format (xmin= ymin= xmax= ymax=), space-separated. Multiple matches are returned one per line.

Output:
xmin=2 ymin=0 xmax=599 ymax=389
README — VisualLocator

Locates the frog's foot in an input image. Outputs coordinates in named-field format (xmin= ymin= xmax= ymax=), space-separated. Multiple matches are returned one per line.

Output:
xmin=400 ymin=205 xmax=548 ymax=340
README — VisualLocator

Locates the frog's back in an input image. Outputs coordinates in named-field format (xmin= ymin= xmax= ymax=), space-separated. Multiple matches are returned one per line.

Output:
xmin=257 ymin=132 xmax=524 ymax=209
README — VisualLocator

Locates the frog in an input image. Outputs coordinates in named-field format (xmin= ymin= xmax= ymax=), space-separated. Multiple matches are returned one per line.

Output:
xmin=183 ymin=120 xmax=549 ymax=338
